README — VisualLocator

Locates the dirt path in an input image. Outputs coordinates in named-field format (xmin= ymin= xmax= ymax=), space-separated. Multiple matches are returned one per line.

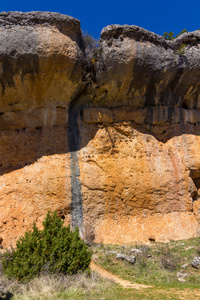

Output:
xmin=90 ymin=261 xmax=152 ymax=289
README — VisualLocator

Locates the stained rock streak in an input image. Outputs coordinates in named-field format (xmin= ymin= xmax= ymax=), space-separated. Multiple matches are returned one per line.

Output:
xmin=68 ymin=99 xmax=83 ymax=233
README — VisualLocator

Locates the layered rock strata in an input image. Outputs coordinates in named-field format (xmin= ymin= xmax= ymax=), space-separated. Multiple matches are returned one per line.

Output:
xmin=0 ymin=12 xmax=200 ymax=247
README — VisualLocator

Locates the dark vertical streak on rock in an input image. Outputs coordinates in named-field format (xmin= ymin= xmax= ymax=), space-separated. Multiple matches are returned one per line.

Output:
xmin=68 ymin=100 xmax=83 ymax=232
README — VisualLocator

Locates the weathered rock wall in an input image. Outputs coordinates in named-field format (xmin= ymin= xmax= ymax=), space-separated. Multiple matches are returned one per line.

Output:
xmin=0 ymin=12 xmax=200 ymax=247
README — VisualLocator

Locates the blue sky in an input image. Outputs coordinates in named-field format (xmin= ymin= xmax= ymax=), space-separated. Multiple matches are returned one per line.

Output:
xmin=1 ymin=0 xmax=200 ymax=39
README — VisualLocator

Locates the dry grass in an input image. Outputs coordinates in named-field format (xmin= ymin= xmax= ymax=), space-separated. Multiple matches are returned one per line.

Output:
xmin=0 ymin=272 xmax=113 ymax=300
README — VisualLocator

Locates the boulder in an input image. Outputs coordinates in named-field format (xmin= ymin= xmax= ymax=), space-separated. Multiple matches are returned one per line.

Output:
xmin=130 ymin=249 xmax=143 ymax=254
xmin=192 ymin=257 xmax=200 ymax=269
xmin=176 ymin=271 xmax=188 ymax=282
xmin=116 ymin=253 xmax=136 ymax=264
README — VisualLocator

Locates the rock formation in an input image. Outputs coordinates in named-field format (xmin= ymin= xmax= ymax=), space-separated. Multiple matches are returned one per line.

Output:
xmin=0 ymin=11 xmax=200 ymax=247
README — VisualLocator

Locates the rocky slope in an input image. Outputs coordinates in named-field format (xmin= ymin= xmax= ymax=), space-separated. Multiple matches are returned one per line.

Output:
xmin=0 ymin=12 xmax=200 ymax=247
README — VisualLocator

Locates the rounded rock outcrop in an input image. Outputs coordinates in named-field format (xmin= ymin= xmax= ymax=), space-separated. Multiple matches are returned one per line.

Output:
xmin=93 ymin=25 xmax=200 ymax=109
xmin=0 ymin=12 xmax=84 ymax=120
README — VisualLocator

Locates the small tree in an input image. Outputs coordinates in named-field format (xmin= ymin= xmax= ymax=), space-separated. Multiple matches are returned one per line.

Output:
xmin=163 ymin=29 xmax=188 ymax=40
xmin=82 ymin=31 xmax=99 ymax=61
xmin=163 ymin=31 xmax=175 ymax=40
xmin=2 ymin=211 xmax=92 ymax=281
xmin=176 ymin=29 xmax=188 ymax=37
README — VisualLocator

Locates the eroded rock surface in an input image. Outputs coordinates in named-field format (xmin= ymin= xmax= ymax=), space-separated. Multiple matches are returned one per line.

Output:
xmin=0 ymin=12 xmax=200 ymax=247
xmin=0 ymin=11 xmax=85 ymax=129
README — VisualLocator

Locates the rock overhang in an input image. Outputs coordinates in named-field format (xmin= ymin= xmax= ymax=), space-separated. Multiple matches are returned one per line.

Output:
xmin=0 ymin=12 xmax=200 ymax=112
xmin=95 ymin=25 xmax=200 ymax=109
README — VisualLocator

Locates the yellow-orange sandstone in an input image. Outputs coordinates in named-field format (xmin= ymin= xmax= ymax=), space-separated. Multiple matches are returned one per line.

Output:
xmin=0 ymin=12 xmax=200 ymax=247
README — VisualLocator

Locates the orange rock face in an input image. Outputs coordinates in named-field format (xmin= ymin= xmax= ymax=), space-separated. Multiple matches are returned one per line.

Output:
xmin=0 ymin=12 xmax=200 ymax=247
xmin=79 ymin=121 xmax=200 ymax=244
xmin=1 ymin=121 xmax=200 ymax=247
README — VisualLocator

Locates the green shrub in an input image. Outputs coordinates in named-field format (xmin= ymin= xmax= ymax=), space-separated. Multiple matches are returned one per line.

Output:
xmin=177 ymin=44 xmax=186 ymax=55
xmin=163 ymin=29 xmax=188 ymax=40
xmin=163 ymin=31 xmax=175 ymax=40
xmin=2 ymin=211 xmax=92 ymax=281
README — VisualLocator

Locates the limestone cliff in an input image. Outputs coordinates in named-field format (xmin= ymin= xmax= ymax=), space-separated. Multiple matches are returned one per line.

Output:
xmin=0 ymin=12 xmax=200 ymax=247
